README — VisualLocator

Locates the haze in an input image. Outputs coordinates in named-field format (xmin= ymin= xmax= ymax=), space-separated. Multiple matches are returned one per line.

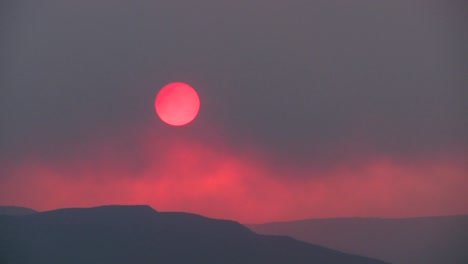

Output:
xmin=1 ymin=0 xmax=467 ymax=223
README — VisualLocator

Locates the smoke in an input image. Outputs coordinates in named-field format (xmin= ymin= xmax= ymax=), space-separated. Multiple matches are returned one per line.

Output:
xmin=1 ymin=124 xmax=466 ymax=223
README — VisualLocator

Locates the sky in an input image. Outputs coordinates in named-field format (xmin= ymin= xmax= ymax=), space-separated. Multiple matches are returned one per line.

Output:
xmin=1 ymin=0 xmax=467 ymax=223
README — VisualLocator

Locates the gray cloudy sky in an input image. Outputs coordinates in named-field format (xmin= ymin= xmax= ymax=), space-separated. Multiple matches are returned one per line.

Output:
xmin=1 ymin=0 xmax=467 ymax=162
xmin=0 ymin=0 xmax=467 ymax=220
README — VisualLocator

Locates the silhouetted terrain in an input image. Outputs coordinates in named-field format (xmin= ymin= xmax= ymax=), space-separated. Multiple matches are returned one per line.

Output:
xmin=0 ymin=205 xmax=387 ymax=264
xmin=249 ymin=216 xmax=468 ymax=264
xmin=0 ymin=206 xmax=37 ymax=216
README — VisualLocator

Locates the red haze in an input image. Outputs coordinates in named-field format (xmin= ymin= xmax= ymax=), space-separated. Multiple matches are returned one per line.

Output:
xmin=0 ymin=126 xmax=467 ymax=223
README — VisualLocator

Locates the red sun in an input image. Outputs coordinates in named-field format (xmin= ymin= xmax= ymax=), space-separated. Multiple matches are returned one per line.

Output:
xmin=155 ymin=82 xmax=200 ymax=126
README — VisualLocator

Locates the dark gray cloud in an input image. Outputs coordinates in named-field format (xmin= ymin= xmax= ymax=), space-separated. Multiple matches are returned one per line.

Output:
xmin=1 ymin=0 xmax=467 ymax=166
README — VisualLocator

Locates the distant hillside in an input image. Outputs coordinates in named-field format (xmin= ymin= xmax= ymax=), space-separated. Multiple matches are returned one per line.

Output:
xmin=0 ymin=205 xmax=387 ymax=264
xmin=0 ymin=206 xmax=37 ymax=216
xmin=249 ymin=215 xmax=468 ymax=264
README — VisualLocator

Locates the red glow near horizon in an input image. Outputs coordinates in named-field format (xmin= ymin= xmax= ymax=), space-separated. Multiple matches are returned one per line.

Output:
xmin=0 ymin=126 xmax=467 ymax=223
xmin=155 ymin=82 xmax=200 ymax=126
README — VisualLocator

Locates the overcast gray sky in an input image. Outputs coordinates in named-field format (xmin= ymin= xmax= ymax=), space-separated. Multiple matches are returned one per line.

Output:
xmin=0 ymin=0 xmax=467 ymax=221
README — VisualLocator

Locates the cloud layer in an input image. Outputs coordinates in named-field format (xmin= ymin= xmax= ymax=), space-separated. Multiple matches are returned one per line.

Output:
xmin=1 ymin=124 xmax=466 ymax=223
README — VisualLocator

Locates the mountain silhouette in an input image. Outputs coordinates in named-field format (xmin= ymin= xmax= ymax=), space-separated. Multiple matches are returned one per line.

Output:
xmin=0 ymin=206 xmax=37 ymax=216
xmin=0 ymin=205 xmax=387 ymax=264
xmin=249 ymin=216 xmax=468 ymax=264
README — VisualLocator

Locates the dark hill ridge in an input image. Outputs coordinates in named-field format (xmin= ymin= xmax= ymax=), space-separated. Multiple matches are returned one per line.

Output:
xmin=249 ymin=216 xmax=468 ymax=264
xmin=0 ymin=205 xmax=387 ymax=264
xmin=0 ymin=206 xmax=37 ymax=216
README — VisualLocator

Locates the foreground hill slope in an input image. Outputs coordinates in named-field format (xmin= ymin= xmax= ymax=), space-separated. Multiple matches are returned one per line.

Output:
xmin=0 ymin=205 xmax=386 ymax=264
xmin=249 ymin=216 xmax=468 ymax=264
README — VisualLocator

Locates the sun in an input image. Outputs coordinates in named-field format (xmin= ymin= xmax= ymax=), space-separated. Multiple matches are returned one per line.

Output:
xmin=155 ymin=82 xmax=200 ymax=126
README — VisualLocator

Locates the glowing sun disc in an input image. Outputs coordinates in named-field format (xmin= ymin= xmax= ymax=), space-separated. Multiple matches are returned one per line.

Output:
xmin=155 ymin=82 xmax=200 ymax=126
